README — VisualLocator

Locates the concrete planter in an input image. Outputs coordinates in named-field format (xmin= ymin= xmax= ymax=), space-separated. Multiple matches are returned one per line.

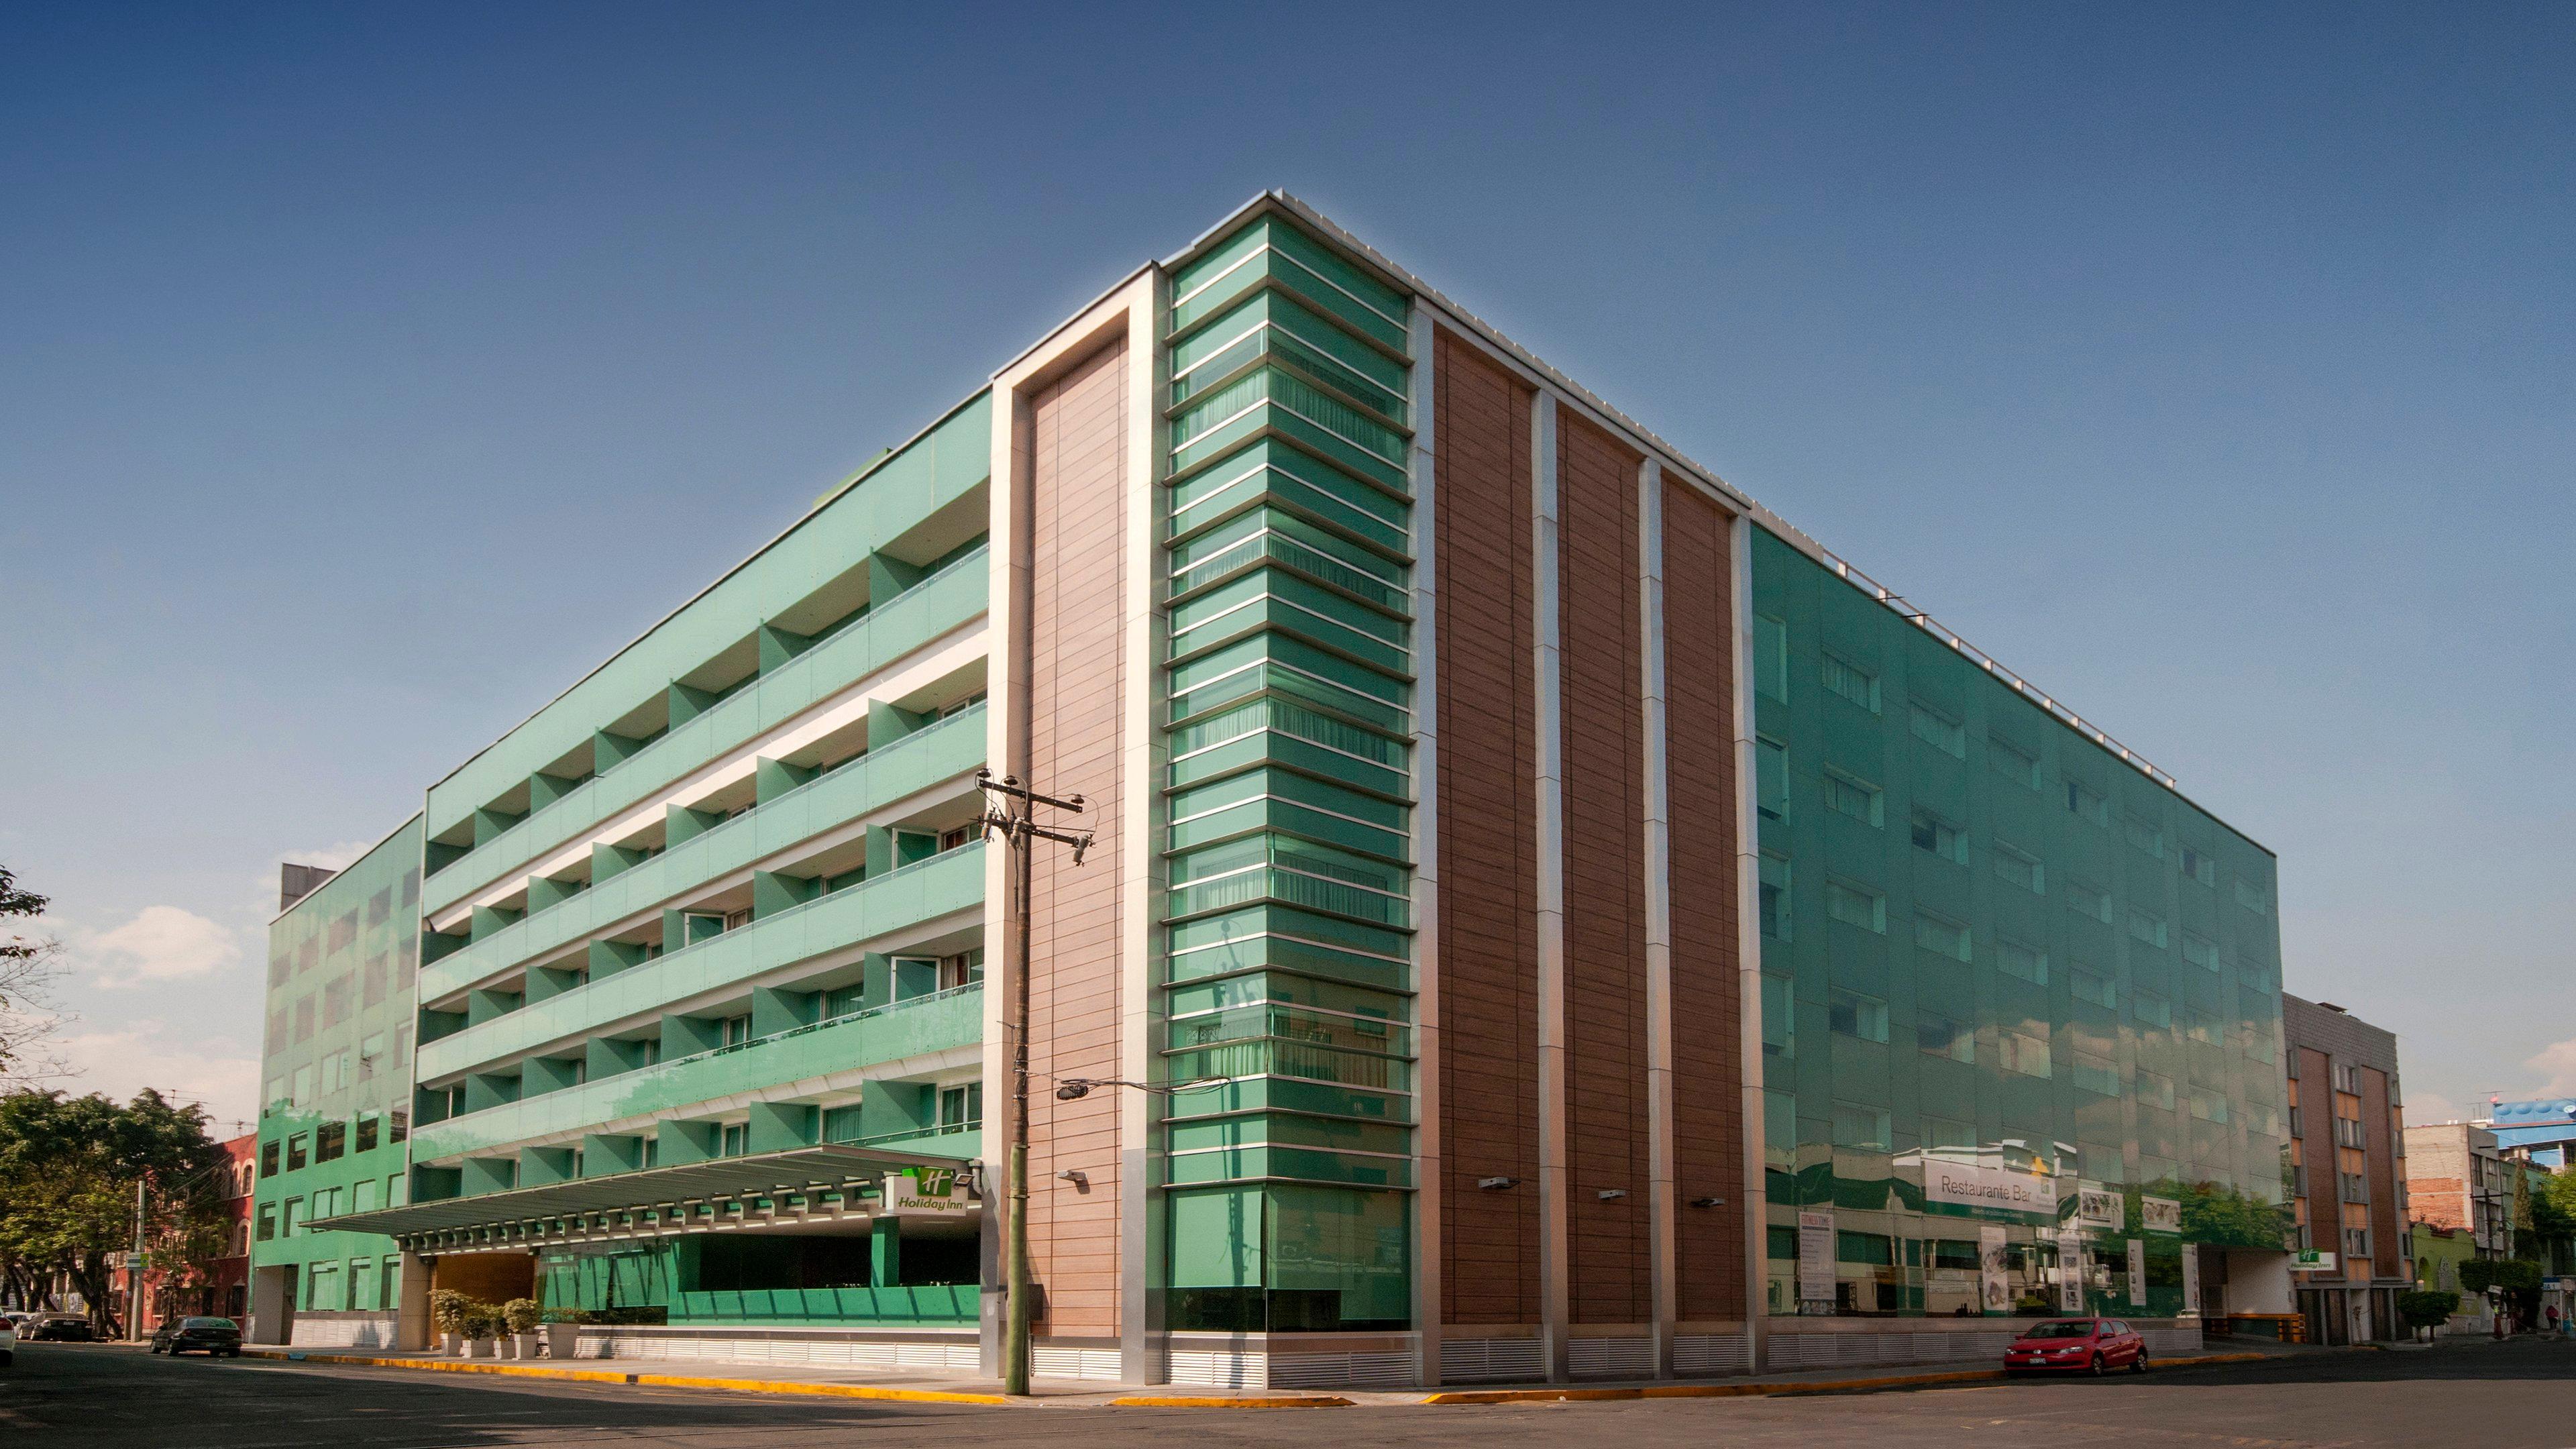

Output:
xmin=466 ymin=1336 xmax=496 ymax=1358
xmin=439 ymin=1332 xmax=464 ymax=1355
xmin=514 ymin=1332 xmax=539 ymax=1359
xmin=542 ymin=1324 xmax=578 ymax=1360
xmin=496 ymin=1336 xmax=519 ymax=1359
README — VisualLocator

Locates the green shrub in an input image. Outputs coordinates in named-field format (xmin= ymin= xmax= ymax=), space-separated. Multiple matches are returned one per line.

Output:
xmin=502 ymin=1298 xmax=543 ymax=1335
xmin=2398 ymin=1289 xmax=2459 ymax=1336
xmin=459 ymin=1302 xmax=502 ymax=1340
xmin=428 ymin=1289 xmax=471 ymax=1336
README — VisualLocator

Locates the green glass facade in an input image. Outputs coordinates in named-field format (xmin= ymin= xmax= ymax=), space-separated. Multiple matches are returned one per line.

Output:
xmin=1750 ymin=525 xmax=2289 ymax=1319
xmin=1159 ymin=215 xmax=1419 ymax=1332
xmin=253 ymin=817 xmax=423 ymax=1319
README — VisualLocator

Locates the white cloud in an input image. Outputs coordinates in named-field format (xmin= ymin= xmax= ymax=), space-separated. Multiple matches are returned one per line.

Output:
xmin=283 ymin=841 xmax=375 ymax=873
xmin=51 ymin=1022 xmax=260 ymax=1136
xmin=2524 ymin=1036 xmax=2576 ymax=1099
xmin=76 ymin=906 xmax=241 ymax=988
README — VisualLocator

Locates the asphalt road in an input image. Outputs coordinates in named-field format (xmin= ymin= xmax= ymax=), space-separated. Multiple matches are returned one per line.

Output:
xmin=9 ymin=1339 xmax=2574 ymax=1448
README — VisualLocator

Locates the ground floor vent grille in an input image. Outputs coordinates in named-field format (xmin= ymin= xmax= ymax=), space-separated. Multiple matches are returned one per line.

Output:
xmin=1673 ymin=1333 xmax=1751 ymax=1375
xmin=1440 ymin=1337 xmax=1545 ymax=1382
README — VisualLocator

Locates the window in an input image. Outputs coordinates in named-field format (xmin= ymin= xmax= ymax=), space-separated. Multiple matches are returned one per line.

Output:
xmin=260 ymin=1140 xmax=280 ymax=1177
xmin=282 ymin=1197 xmax=303 ymax=1236
xmin=2181 ymin=932 xmax=2218 ymax=971
xmin=1823 ymin=770 xmax=1882 ymax=826
xmin=1909 ymin=808 xmax=1966 ymax=864
xmin=1829 ymin=989 xmax=1888 ymax=1043
xmin=1923 ymin=1116 xmax=1977 ymax=1150
xmin=1756 ymin=739 xmax=1788 ymax=822
xmin=2188 ymin=1088 xmax=2230 ymax=1124
xmin=1918 ymin=1013 xmax=1974 ymax=1064
xmin=2137 ymin=1071 xmax=2177 ymax=1111
xmin=720 ymin=1122 xmax=749 ymax=1157
xmin=256 ymin=1203 xmax=276 ymax=1242
xmin=1758 ymin=855 xmax=1791 ymax=941
xmin=286 ymin=1134 xmax=309 ymax=1172
xmin=2072 ymin=967 xmax=2115 ymax=1008
xmin=1825 ymin=881 xmax=1885 ymax=933
xmin=1999 ymin=1030 xmax=2052 ymax=1079
xmin=939 ymin=825 xmax=974 ymax=852
xmin=824 ymin=983 xmax=866 ymax=1019
xmin=937 ymin=1082 xmax=982 ymax=1130
xmin=939 ymin=949 xmax=983 ymax=990
xmin=2235 ymin=877 xmax=2271 ymax=915
xmin=1915 ymin=912 xmax=1972 ymax=963
xmin=2344 ymin=1227 xmax=2371 ymax=1260
xmin=1909 ymin=701 xmax=1964 ymax=757
xmin=1989 ymin=736 xmax=2040 ymax=790
xmin=1993 ymin=842 xmax=2043 ymax=895
xmin=2131 ymin=989 xmax=2171 ymax=1028
xmin=2066 ymin=780 xmax=2110 ymax=827
xmin=315 ymin=1120 xmax=346 ymax=1164
xmin=1997 ymin=937 xmax=2047 ymax=985
xmin=2335 ymin=1116 xmax=2365 ymax=1148
xmin=2068 ymin=881 xmax=2112 ymax=924
xmin=1821 ymin=653 xmax=1880 ymax=713
xmin=2184 ymin=1010 xmax=2218 ymax=1045
xmin=2180 ymin=845 xmax=2214 ymax=886
xmin=1760 ymin=973 xmax=1796 ymax=1059
xmin=354 ymin=1178 xmax=380 ymax=1213
xmin=720 ymin=1014 xmax=752 ymax=1048
xmin=2073 ymin=1053 xmax=2121 ymax=1097
xmin=2123 ymin=814 xmax=2164 ymax=858
xmin=2332 ymin=1063 xmax=2360 ymax=1093
xmin=682 ymin=910 xmax=728 ymax=947
xmin=2126 ymin=908 xmax=2167 ymax=949
xmin=1754 ymin=615 xmax=1788 ymax=701
xmin=1831 ymin=1101 xmax=1892 ymax=1150
xmin=355 ymin=1116 xmax=378 ymax=1155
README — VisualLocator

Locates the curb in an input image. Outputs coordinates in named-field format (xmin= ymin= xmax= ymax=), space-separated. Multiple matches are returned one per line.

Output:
xmin=239 ymin=1350 xmax=1008 ymax=1403
xmin=1418 ymin=1350 xmax=2280 ymax=1405
xmin=1108 ymin=1394 xmax=1354 ymax=1408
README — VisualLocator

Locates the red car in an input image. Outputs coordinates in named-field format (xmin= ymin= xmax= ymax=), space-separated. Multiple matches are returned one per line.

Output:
xmin=2004 ymin=1317 xmax=2149 ymax=1376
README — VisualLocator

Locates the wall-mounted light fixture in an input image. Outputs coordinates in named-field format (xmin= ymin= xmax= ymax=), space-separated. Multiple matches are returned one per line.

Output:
xmin=1690 ymin=1196 xmax=1726 ymax=1209
xmin=1058 ymin=1170 xmax=1088 ymax=1188
xmin=1597 ymin=1189 xmax=1628 ymax=1201
xmin=1477 ymin=1176 xmax=1520 ymax=1191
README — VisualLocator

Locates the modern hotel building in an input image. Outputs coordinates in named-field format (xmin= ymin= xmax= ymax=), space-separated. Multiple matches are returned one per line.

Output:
xmin=266 ymin=193 xmax=2293 ymax=1387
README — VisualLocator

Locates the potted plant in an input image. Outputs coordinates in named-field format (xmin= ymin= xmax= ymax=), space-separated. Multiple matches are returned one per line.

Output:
xmin=462 ymin=1303 xmax=500 ymax=1358
xmin=429 ymin=1289 xmax=470 ymax=1355
xmin=503 ymin=1299 xmax=542 ymax=1360
xmin=541 ymin=1307 xmax=584 ymax=1361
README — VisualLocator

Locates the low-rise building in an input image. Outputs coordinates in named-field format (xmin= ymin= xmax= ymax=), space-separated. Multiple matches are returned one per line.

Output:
xmin=2279 ymin=996 xmax=2409 ymax=1343
xmin=2406 ymin=1120 xmax=2512 ymax=1260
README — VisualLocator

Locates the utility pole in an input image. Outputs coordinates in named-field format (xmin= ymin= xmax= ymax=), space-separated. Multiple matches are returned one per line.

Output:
xmin=127 ymin=1178 xmax=146 ymax=1340
xmin=977 ymin=768 xmax=1091 ymax=1397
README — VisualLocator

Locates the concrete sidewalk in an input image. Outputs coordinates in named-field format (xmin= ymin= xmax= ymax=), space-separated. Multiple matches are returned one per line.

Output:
xmin=235 ymin=1338 xmax=2347 ymax=1409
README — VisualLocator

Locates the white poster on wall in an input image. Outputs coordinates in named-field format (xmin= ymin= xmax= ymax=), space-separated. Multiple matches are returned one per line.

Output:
xmin=1922 ymin=1157 xmax=2060 ymax=1214
xmin=2078 ymin=1186 xmax=2123 ymax=1230
xmin=2127 ymin=1238 xmax=2148 ymax=1307
xmin=2056 ymin=1229 xmax=2085 ymax=1311
xmin=2180 ymin=1244 xmax=2202 ymax=1317
xmin=1798 ymin=1211 xmax=1837 ymax=1305
xmin=1979 ymin=1225 xmax=2010 ymax=1313
xmin=2141 ymin=1195 xmax=2182 ymax=1234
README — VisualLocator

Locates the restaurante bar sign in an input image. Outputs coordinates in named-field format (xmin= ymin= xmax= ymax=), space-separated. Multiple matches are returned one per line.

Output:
xmin=1922 ymin=1157 xmax=2059 ymax=1214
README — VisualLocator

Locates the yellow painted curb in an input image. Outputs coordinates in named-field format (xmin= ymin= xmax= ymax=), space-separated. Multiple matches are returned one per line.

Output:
xmin=1107 ymin=1395 xmax=1354 ymax=1408
xmin=1421 ymin=1348 xmax=2301 ymax=1404
xmin=631 ymin=1373 xmax=1011 ymax=1405
xmin=242 ymin=1349 xmax=633 ymax=1384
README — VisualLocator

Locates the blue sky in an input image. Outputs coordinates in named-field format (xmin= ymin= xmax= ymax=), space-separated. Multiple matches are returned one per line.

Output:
xmin=2 ymin=3 xmax=2569 ymax=1132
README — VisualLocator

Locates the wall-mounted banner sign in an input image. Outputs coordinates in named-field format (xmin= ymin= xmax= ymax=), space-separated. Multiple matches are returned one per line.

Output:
xmin=1979 ymin=1226 xmax=2010 ymax=1312
xmin=2127 ymin=1239 xmax=2147 ymax=1306
xmin=2055 ymin=1229 xmax=2085 ymax=1311
xmin=2140 ymin=1195 xmax=2182 ymax=1234
xmin=883 ymin=1168 xmax=974 ymax=1218
xmin=2078 ymin=1187 xmax=2123 ymax=1230
xmin=2292 ymin=1248 xmax=2339 ymax=1273
xmin=2180 ymin=1244 xmax=2202 ymax=1316
xmin=1798 ymin=1211 xmax=1837 ymax=1304
xmin=1923 ymin=1157 xmax=2060 ymax=1214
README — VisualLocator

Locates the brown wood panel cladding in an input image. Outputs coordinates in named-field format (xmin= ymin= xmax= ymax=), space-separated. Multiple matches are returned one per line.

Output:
xmin=1556 ymin=413 xmax=1650 ymax=1325
xmin=1662 ymin=478 xmax=1746 ymax=1322
xmin=2361 ymin=1067 xmax=2402 ymax=1279
xmin=1024 ymin=337 xmax=1128 ymax=1338
xmin=2294 ymin=1048 xmax=2336 ymax=1254
xmin=1432 ymin=327 xmax=1540 ymax=1326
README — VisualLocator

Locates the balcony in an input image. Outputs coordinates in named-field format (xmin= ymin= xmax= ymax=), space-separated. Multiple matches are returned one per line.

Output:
xmin=412 ymin=981 xmax=983 ymax=1161
xmin=418 ymin=843 xmax=985 ymax=1081
xmin=421 ymin=704 xmax=987 ymax=1000
xmin=425 ymin=547 xmax=990 ymax=917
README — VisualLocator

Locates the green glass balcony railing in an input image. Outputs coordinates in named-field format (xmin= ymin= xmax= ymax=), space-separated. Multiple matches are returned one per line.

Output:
xmin=421 ymin=704 xmax=987 ymax=1001
xmin=424 ymin=547 xmax=989 ymax=916
xmin=418 ymin=843 xmax=985 ymax=1081
xmin=412 ymin=981 xmax=983 ymax=1161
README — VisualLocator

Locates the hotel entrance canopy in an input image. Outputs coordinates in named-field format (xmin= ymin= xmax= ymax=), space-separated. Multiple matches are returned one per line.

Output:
xmin=311 ymin=1144 xmax=981 ymax=1255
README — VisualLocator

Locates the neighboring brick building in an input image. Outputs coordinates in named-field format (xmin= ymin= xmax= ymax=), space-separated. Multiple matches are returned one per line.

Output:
xmin=115 ymin=1130 xmax=256 ymax=1336
xmin=2280 ymin=996 xmax=2410 ymax=1344
xmin=2407 ymin=1119 xmax=2512 ymax=1258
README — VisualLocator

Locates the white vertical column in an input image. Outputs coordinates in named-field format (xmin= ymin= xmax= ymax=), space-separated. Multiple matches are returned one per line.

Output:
xmin=1117 ymin=275 xmax=1168 ymax=1386
xmin=981 ymin=370 xmax=1034 ymax=1379
xmin=1638 ymin=458 xmax=1676 ymax=1379
xmin=1531 ymin=390 xmax=1569 ymax=1384
xmin=1730 ymin=511 xmax=1768 ymax=1371
xmin=1407 ymin=308 xmax=1446 ymax=1387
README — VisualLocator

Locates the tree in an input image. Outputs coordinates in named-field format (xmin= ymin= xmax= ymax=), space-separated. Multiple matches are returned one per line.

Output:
xmin=2527 ymin=1171 xmax=2576 ymax=1271
xmin=0 ymin=867 xmax=70 ymax=1081
xmin=0 ymin=1089 xmax=227 ymax=1334
xmin=2398 ymin=1289 xmax=2460 ymax=1342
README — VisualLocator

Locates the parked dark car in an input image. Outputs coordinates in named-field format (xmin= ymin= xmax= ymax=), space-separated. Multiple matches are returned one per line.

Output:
xmin=27 ymin=1315 xmax=98 ymax=1342
xmin=2004 ymin=1316 xmax=2148 ymax=1375
xmin=151 ymin=1316 xmax=242 ymax=1356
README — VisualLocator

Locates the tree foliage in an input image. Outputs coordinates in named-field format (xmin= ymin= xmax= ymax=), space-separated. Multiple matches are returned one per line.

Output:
xmin=0 ymin=866 xmax=70 ymax=1080
xmin=2398 ymin=1288 xmax=2460 ymax=1337
xmin=0 ymin=1089 xmax=229 ymax=1333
